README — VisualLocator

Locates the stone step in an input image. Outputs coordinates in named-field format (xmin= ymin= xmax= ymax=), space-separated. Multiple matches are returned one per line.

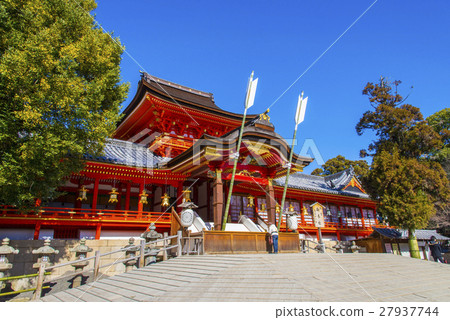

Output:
xmin=40 ymin=253 xmax=450 ymax=302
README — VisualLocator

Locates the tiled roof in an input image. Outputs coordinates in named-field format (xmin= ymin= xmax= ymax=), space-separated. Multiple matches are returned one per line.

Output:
xmin=141 ymin=72 xmax=221 ymax=110
xmin=372 ymin=228 xmax=450 ymax=240
xmin=372 ymin=227 xmax=402 ymax=239
xmin=324 ymin=167 xmax=355 ymax=189
xmin=274 ymin=169 xmax=370 ymax=199
xmin=401 ymin=229 xmax=450 ymax=241
xmin=84 ymin=139 xmax=168 ymax=168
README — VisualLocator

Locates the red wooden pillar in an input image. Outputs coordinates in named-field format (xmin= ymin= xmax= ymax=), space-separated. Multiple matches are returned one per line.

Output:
xmin=265 ymin=179 xmax=276 ymax=225
xmin=373 ymin=207 xmax=379 ymax=225
xmin=212 ymin=169 xmax=224 ymax=230
xmin=34 ymin=222 xmax=41 ymax=240
xmin=359 ymin=207 xmax=365 ymax=228
xmin=92 ymin=178 xmax=100 ymax=210
xmin=125 ymin=182 xmax=131 ymax=211
xmin=336 ymin=231 xmax=341 ymax=241
xmin=337 ymin=204 xmax=342 ymax=228
xmin=177 ymin=181 xmax=184 ymax=206
xmin=95 ymin=223 xmax=101 ymax=240
xmin=206 ymin=181 xmax=212 ymax=221
xmin=150 ymin=185 xmax=156 ymax=211
xmin=254 ymin=197 xmax=258 ymax=221
xmin=299 ymin=199 xmax=305 ymax=225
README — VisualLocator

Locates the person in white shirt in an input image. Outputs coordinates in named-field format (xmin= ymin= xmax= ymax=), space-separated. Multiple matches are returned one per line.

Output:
xmin=268 ymin=223 xmax=279 ymax=253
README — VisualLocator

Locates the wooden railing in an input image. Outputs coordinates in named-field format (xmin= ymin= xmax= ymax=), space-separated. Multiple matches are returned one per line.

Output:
xmin=0 ymin=206 xmax=171 ymax=223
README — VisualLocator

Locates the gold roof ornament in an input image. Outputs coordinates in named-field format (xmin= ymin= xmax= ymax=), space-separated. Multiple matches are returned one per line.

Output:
xmin=108 ymin=188 xmax=119 ymax=204
xmin=259 ymin=108 xmax=271 ymax=121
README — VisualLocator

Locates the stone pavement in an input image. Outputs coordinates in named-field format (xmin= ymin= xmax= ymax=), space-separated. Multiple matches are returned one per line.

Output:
xmin=39 ymin=253 xmax=450 ymax=302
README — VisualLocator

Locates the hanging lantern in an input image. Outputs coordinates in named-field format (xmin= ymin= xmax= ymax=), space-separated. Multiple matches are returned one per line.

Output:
xmin=182 ymin=189 xmax=191 ymax=203
xmin=288 ymin=204 xmax=295 ymax=214
xmin=139 ymin=190 xmax=148 ymax=205
xmin=247 ymin=195 xmax=255 ymax=207
xmin=275 ymin=203 xmax=281 ymax=214
xmin=337 ymin=211 xmax=342 ymax=218
xmin=260 ymin=203 xmax=266 ymax=212
xmin=302 ymin=206 xmax=308 ymax=216
xmin=326 ymin=208 xmax=332 ymax=216
xmin=77 ymin=186 xmax=88 ymax=202
xmin=108 ymin=188 xmax=119 ymax=204
xmin=161 ymin=193 xmax=170 ymax=207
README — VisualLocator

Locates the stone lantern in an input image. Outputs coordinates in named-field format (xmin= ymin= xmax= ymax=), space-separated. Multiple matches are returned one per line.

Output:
xmin=70 ymin=238 xmax=93 ymax=288
xmin=350 ymin=241 xmax=361 ymax=253
xmin=141 ymin=223 xmax=162 ymax=264
xmin=0 ymin=238 xmax=19 ymax=289
xmin=333 ymin=241 xmax=345 ymax=254
xmin=122 ymin=238 xmax=139 ymax=272
xmin=32 ymin=238 xmax=59 ymax=269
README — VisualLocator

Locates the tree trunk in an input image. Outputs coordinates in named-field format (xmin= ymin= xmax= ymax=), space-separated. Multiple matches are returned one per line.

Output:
xmin=408 ymin=229 xmax=420 ymax=259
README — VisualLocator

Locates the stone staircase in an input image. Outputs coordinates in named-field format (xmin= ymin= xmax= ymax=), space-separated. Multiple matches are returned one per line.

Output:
xmin=40 ymin=253 xmax=450 ymax=302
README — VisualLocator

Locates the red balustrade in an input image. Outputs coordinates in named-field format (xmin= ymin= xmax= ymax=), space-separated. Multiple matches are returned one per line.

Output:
xmin=0 ymin=206 xmax=171 ymax=224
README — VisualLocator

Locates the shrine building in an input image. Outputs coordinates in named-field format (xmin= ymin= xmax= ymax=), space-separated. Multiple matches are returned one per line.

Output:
xmin=0 ymin=73 xmax=378 ymax=242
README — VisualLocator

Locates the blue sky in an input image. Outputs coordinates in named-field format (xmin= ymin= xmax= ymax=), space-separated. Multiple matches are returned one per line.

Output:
xmin=95 ymin=0 xmax=450 ymax=173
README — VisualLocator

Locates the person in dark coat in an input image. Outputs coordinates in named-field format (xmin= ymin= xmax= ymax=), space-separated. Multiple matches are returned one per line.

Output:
xmin=429 ymin=236 xmax=446 ymax=263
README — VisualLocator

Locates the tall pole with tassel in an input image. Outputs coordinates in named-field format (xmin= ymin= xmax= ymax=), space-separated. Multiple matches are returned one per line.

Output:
xmin=222 ymin=71 xmax=258 ymax=231
xmin=277 ymin=92 xmax=308 ymax=230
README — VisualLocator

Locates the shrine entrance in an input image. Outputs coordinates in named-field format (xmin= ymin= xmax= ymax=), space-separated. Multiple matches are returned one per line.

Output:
xmin=228 ymin=195 xmax=256 ymax=223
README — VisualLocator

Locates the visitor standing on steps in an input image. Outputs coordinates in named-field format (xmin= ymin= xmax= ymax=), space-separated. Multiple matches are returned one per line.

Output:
xmin=269 ymin=223 xmax=279 ymax=254
xmin=429 ymin=236 xmax=446 ymax=263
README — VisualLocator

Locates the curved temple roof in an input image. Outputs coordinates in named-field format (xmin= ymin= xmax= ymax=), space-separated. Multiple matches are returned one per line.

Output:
xmin=84 ymin=139 xmax=168 ymax=169
xmin=274 ymin=168 xmax=370 ymax=199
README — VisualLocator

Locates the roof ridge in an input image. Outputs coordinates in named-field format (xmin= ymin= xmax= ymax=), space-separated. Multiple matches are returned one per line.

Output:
xmin=106 ymin=138 xmax=148 ymax=148
xmin=291 ymin=172 xmax=325 ymax=180
xmin=324 ymin=167 xmax=352 ymax=181
xmin=141 ymin=72 xmax=213 ymax=99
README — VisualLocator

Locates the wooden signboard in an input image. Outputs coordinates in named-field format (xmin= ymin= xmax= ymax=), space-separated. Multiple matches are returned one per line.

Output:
xmin=310 ymin=202 xmax=325 ymax=228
